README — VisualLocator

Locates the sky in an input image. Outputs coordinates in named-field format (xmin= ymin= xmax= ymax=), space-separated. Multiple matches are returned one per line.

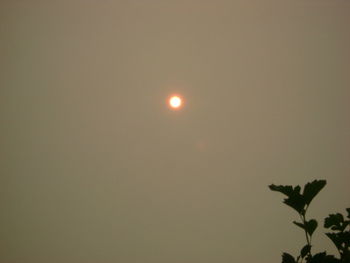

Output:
xmin=1 ymin=1 xmax=350 ymax=262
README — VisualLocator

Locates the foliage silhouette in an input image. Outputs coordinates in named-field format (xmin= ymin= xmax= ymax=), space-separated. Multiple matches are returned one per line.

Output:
xmin=269 ymin=180 xmax=350 ymax=263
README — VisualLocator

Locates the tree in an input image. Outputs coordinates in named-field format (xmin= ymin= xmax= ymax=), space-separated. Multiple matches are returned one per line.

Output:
xmin=269 ymin=180 xmax=350 ymax=263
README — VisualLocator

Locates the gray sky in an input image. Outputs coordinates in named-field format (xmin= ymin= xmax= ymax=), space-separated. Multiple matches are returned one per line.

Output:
xmin=1 ymin=1 xmax=350 ymax=262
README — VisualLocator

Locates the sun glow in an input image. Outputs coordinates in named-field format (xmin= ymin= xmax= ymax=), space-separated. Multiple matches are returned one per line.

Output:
xmin=168 ymin=95 xmax=183 ymax=110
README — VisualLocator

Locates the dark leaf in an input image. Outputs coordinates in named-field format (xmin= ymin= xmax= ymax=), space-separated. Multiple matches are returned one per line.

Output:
xmin=269 ymin=184 xmax=306 ymax=214
xmin=342 ymin=254 xmax=350 ymax=263
xmin=282 ymin=252 xmax=296 ymax=263
xmin=326 ymin=233 xmax=342 ymax=250
xmin=283 ymin=194 xmax=306 ymax=214
xmin=302 ymin=180 xmax=326 ymax=206
xmin=308 ymin=252 xmax=326 ymax=263
xmin=269 ymin=184 xmax=295 ymax=197
xmin=338 ymin=232 xmax=350 ymax=247
xmin=346 ymin=208 xmax=350 ymax=219
xmin=305 ymin=219 xmax=318 ymax=236
xmin=308 ymin=252 xmax=340 ymax=263
xmin=324 ymin=213 xmax=344 ymax=230
xmin=338 ymin=220 xmax=349 ymax=232
xmin=293 ymin=221 xmax=305 ymax=230
xmin=301 ymin=244 xmax=311 ymax=258
xmin=342 ymin=231 xmax=350 ymax=246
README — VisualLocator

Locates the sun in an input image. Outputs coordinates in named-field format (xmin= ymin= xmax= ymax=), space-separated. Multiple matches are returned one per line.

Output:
xmin=168 ymin=95 xmax=183 ymax=110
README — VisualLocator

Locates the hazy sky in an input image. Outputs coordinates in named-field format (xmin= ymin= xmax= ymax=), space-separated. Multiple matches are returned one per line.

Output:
xmin=1 ymin=1 xmax=350 ymax=262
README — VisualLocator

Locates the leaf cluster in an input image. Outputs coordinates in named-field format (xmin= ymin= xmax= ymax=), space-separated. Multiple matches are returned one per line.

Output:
xmin=324 ymin=209 xmax=350 ymax=262
xmin=269 ymin=180 xmax=326 ymax=215
xmin=269 ymin=180 xmax=350 ymax=263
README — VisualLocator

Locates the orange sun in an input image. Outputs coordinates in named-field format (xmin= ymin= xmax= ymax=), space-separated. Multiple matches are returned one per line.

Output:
xmin=168 ymin=95 xmax=183 ymax=110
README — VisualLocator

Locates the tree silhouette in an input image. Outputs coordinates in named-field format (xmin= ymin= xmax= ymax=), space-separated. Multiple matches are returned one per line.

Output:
xmin=269 ymin=180 xmax=350 ymax=263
